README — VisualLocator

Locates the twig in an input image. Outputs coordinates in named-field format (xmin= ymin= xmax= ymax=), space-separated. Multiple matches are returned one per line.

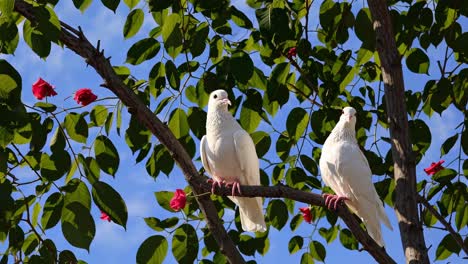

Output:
xmin=418 ymin=195 xmax=468 ymax=255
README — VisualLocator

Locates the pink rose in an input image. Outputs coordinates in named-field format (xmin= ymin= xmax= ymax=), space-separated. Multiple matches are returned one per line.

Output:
xmin=299 ymin=206 xmax=313 ymax=223
xmin=170 ymin=189 xmax=187 ymax=211
xmin=424 ymin=160 xmax=445 ymax=175
xmin=74 ymin=88 xmax=97 ymax=106
xmin=32 ymin=78 xmax=57 ymax=100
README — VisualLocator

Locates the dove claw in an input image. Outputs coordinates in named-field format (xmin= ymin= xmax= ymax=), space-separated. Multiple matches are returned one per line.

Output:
xmin=322 ymin=194 xmax=349 ymax=210
xmin=209 ymin=179 xmax=224 ymax=194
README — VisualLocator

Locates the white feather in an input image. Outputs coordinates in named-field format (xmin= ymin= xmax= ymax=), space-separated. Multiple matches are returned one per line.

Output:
xmin=200 ymin=90 xmax=266 ymax=232
xmin=320 ymin=107 xmax=392 ymax=246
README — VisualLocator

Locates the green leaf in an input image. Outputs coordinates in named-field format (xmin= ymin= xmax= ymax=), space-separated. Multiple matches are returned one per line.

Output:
xmin=0 ymin=59 xmax=22 ymax=108
xmin=0 ymin=126 xmax=14 ymax=148
xmin=339 ymin=228 xmax=358 ymax=250
xmin=72 ymin=0 xmax=92 ymax=12
xmin=90 ymin=105 xmax=108 ymax=127
xmin=286 ymin=108 xmax=309 ymax=142
xmin=8 ymin=225 xmax=24 ymax=253
xmin=190 ymin=22 xmax=209 ymax=57
xmin=154 ymin=191 xmax=173 ymax=212
xmin=240 ymin=107 xmax=261 ymax=133
xmin=440 ymin=134 xmax=458 ymax=156
xmin=148 ymin=0 xmax=171 ymax=12
xmin=251 ymin=131 xmax=271 ymax=158
xmin=59 ymin=250 xmax=78 ymax=264
xmin=309 ymin=240 xmax=326 ymax=262
xmin=288 ymin=236 xmax=303 ymax=254
xmin=161 ymin=13 xmax=183 ymax=58
xmin=0 ymin=19 xmax=19 ymax=54
xmin=168 ymin=108 xmax=189 ymax=139
xmin=40 ymin=151 xmax=71 ymax=181
xmin=33 ymin=102 xmax=56 ymax=113
xmin=94 ymin=135 xmax=120 ymax=176
xmin=319 ymin=226 xmax=338 ymax=244
xmin=187 ymin=107 xmax=207 ymax=139
xmin=136 ymin=235 xmax=168 ymax=264
xmin=146 ymin=144 xmax=174 ymax=178
xmin=267 ymin=199 xmax=288 ymax=230
xmin=124 ymin=8 xmax=144 ymax=39
xmin=230 ymin=51 xmax=254 ymax=84
xmin=231 ymin=6 xmax=253 ymax=29
xmin=300 ymin=252 xmax=314 ymax=264
xmin=61 ymin=202 xmax=95 ymax=251
xmin=433 ymin=169 xmax=457 ymax=185
xmin=62 ymin=178 xmax=91 ymax=210
xmin=165 ymin=60 xmax=180 ymax=90
xmin=144 ymin=217 xmax=179 ymax=231
xmin=31 ymin=202 xmax=41 ymax=227
xmin=124 ymin=0 xmax=139 ymax=9
xmin=435 ymin=234 xmax=461 ymax=260
xmin=92 ymin=181 xmax=128 ymax=229
xmin=64 ymin=113 xmax=88 ymax=143
xmin=408 ymin=119 xmax=431 ymax=156
xmin=41 ymin=192 xmax=64 ymax=230
xmin=172 ymin=224 xmax=198 ymax=263
xmin=101 ymin=0 xmax=120 ymax=12
xmin=462 ymin=127 xmax=468 ymax=156
xmin=126 ymin=38 xmax=161 ymax=65
xmin=22 ymin=234 xmax=39 ymax=256
xmin=455 ymin=204 xmax=468 ymax=231
xmin=0 ymin=0 xmax=14 ymax=17
xmin=270 ymin=62 xmax=290 ymax=84
xmin=406 ymin=48 xmax=430 ymax=74
xmin=355 ymin=8 xmax=375 ymax=48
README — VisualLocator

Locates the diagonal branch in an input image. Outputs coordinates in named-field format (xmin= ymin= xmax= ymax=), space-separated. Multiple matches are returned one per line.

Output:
xmin=14 ymin=1 xmax=245 ymax=263
xmin=14 ymin=1 xmax=395 ymax=263
xmin=418 ymin=195 xmax=468 ymax=255
xmin=193 ymin=179 xmax=396 ymax=264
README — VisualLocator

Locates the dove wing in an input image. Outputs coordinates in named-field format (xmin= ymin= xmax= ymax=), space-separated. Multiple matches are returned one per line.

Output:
xmin=232 ymin=130 xmax=260 ymax=186
xmin=200 ymin=136 xmax=213 ymax=176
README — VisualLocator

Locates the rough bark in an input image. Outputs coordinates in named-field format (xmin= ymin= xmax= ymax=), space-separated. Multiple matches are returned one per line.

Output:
xmin=14 ymin=1 xmax=396 ymax=263
xmin=366 ymin=1 xmax=429 ymax=263
xmin=14 ymin=1 xmax=245 ymax=263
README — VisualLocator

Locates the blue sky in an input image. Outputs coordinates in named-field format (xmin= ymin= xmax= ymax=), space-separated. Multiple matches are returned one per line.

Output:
xmin=1 ymin=0 xmax=466 ymax=263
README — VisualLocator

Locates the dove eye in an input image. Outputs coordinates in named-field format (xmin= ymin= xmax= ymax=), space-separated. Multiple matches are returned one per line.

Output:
xmin=213 ymin=94 xmax=218 ymax=99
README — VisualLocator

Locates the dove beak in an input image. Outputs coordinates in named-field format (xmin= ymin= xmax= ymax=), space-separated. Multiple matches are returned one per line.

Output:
xmin=221 ymin=98 xmax=231 ymax=106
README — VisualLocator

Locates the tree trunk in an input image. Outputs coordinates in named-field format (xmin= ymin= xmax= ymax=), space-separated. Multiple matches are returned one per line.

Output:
xmin=366 ymin=1 xmax=429 ymax=263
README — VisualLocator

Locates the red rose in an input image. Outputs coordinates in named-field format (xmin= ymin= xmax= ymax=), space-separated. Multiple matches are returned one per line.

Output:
xmin=170 ymin=189 xmax=187 ymax=211
xmin=299 ymin=206 xmax=313 ymax=223
xmin=100 ymin=211 xmax=111 ymax=222
xmin=32 ymin=78 xmax=57 ymax=100
xmin=74 ymin=88 xmax=97 ymax=106
xmin=287 ymin=47 xmax=297 ymax=59
xmin=424 ymin=160 xmax=445 ymax=175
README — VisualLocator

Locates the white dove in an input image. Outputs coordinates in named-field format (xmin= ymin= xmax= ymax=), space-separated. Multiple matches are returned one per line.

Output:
xmin=319 ymin=106 xmax=392 ymax=247
xmin=200 ymin=90 xmax=267 ymax=232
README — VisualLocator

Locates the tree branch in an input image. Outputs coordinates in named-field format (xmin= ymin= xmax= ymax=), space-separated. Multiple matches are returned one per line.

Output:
xmin=366 ymin=0 xmax=429 ymax=263
xmin=193 ymin=179 xmax=396 ymax=264
xmin=14 ymin=1 xmax=395 ymax=263
xmin=418 ymin=195 xmax=468 ymax=255
xmin=14 ymin=1 xmax=245 ymax=263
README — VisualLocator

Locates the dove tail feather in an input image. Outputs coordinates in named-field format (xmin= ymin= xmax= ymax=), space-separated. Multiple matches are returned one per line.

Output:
xmin=233 ymin=197 xmax=266 ymax=232
xmin=377 ymin=199 xmax=393 ymax=230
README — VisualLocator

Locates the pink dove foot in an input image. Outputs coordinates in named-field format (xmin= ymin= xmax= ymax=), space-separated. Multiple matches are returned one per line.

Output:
xmin=207 ymin=179 xmax=225 ymax=194
xmin=225 ymin=181 xmax=242 ymax=196
xmin=323 ymin=194 xmax=349 ymax=210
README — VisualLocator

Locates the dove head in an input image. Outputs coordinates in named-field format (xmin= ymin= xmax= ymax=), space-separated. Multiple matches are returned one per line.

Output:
xmin=208 ymin=90 xmax=231 ymax=112
xmin=340 ymin=107 xmax=357 ymax=127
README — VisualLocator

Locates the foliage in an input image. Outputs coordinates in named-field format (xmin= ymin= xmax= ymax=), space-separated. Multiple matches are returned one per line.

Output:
xmin=0 ymin=0 xmax=467 ymax=263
